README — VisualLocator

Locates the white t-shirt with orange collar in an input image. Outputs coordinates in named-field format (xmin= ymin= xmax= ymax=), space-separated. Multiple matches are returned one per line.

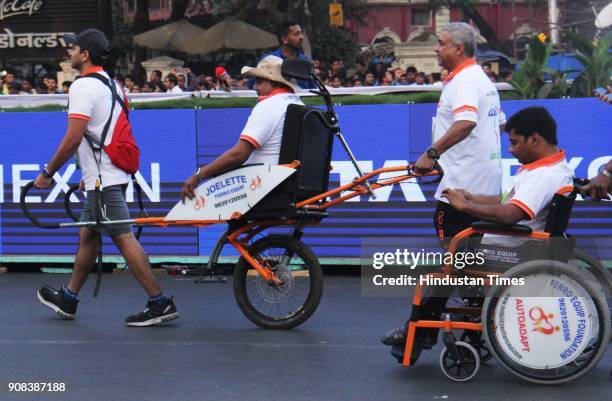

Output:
xmin=240 ymin=89 xmax=303 ymax=165
xmin=433 ymin=59 xmax=506 ymax=202
xmin=501 ymin=150 xmax=573 ymax=232
xmin=68 ymin=67 xmax=129 ymax=191
xmin=482 ymin=150 xmax=574 ymax=245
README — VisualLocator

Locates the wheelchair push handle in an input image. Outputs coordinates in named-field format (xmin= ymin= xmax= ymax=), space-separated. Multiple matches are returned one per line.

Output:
xmin=573 ymin=177 xmax=589 ymax=191
xmin=21 ymin=180 xmax=139 ymax=230
xmin=308 ymin=72 xmax=377 ymax=199
xmin=20 ymin=181 xmax=61 ymax=229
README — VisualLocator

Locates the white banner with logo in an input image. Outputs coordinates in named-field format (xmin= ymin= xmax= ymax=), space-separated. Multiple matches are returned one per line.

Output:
xmin=164 ymin=164 xmax=296 ymax=221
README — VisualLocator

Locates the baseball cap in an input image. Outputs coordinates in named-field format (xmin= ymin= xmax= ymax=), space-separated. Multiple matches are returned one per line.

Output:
xmin=64 ymin=28 xmax=110 ymax=57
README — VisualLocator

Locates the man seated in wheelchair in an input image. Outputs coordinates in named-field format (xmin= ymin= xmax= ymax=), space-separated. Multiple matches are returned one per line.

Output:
xmin=180 ymin=55 xmax=303 ymax=204
xmin=444 ymin=106 xmax=574 ymax=260
xmin=382 ymin=106 xmax=574 ymax=356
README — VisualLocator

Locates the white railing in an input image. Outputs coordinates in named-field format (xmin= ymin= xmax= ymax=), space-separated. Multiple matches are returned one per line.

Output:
xmin=0 ymin=83 xmax=515 ymax=109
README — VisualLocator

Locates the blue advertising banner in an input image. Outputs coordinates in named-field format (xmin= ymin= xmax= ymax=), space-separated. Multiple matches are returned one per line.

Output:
xmin=0 ymin=99 xmax=610 ymax=263
xmin=0 ymin=110 xmax=198 ymax=256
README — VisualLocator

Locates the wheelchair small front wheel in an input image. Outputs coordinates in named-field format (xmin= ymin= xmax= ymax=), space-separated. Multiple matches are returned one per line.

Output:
xmin=482 ymin=260 xmax=610 ymax=385
xmin=459 ymin=330 xmax=493 ymax=363
xmin=439 ymin=341 xmax=481 ymax=382
xmin=233 ymin=235 xmax=323 ymax=329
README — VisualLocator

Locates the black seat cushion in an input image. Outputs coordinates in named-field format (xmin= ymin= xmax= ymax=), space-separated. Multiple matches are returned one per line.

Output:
xmin=243 ymin=191 xmax=295 ymax=220
xmin=471 ymin=221 xmax=533 ymax=235
xmin=466 ymin=236 xmax=576 ymax=270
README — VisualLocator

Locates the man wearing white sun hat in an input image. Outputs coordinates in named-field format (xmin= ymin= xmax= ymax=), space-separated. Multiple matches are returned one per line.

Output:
xmin=181 ymin=55 xmax=304 ymax=202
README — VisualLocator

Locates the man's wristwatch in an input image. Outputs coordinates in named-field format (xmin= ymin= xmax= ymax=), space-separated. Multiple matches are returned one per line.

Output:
xmin=601 ymin=168 xmax=611 ymax=178
xmin=41 ymin=167 xmax=53 ymax=179
xmin=426 ymin=147 xmax=440 ymax=161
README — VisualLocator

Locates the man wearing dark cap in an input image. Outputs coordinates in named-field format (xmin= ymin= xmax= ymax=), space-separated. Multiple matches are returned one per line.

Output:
xmin=33 ymin=29 xmax=179 ymax=327
xmin=254 ymin=20 xmax=315 ymax=90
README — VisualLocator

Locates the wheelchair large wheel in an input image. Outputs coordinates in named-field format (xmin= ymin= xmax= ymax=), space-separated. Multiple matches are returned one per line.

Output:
xmin=233 ymin=235 xmax=323 ymax=329
xmin=570 ymin=249 xmax=612 ymax=297
xmin=482 ymin=260 xmax=610 ymax=385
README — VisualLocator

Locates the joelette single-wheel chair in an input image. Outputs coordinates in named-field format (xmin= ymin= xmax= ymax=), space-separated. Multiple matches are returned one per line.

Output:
xmin=395 ymin=183 xmax=611 ymax=384
xmin=21 ymin=59 xmax=439 ymax=330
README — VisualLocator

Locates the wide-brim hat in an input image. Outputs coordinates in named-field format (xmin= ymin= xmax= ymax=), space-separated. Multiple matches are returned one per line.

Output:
xmin=241 ymin=55 xmax=301 ymax=93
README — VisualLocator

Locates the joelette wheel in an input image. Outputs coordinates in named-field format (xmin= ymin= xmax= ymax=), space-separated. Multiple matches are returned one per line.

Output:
xmin=482 ymin=260 xmax=610 ymax=385
xmin=233 ymin=235 xmax=323 ymax=329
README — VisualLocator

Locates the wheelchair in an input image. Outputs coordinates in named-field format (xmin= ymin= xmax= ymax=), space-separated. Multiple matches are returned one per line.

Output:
xmin=394 ymin=184 xmax=611 ymax=384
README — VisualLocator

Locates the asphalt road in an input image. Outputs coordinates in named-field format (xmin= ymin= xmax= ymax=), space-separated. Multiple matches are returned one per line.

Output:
xmin=0 ymin=273 xmax=610 ymax=401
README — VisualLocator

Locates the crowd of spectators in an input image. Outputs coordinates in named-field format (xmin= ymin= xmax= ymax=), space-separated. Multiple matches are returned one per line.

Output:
xmin=1 ymin=70 xmax=72 ymax=95
xmin=0 ymin=60 xmax=513 ymax=96
xmin=118 ymin=67 xmax=251 ymax=93
xmin=310 ymin=59 xmax=512 ymax=88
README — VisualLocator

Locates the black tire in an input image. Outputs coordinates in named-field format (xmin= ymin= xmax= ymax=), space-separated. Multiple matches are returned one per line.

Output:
xmin=570 ymin=249 xmax=612 ymax=332
xmin=482 ymin=260 xmax=610 ymax=385
xmin=459 ymin=330 xmax=493 ymax=363
xmin=233 ymin=235 xmax=323 ymax=329
xmin=439 ymin=341 xmax=481 ymax=382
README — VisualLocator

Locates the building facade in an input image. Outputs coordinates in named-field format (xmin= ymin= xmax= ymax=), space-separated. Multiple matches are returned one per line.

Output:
xmin=350 ymin=0 xmax=552 ymax=47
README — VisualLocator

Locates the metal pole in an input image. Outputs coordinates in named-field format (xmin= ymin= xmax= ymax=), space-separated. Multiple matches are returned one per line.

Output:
xmin=549 ymin=0 xmax=560 ymax=46
xmin=512 ymin=0 xmax=517 ymax=60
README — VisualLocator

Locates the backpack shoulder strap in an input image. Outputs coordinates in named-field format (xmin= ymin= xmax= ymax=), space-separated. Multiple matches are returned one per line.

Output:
xmin=85 ymin=72 xmax=129 ymax=117
xmin=80 ymin=73 xmax=115 ymax=149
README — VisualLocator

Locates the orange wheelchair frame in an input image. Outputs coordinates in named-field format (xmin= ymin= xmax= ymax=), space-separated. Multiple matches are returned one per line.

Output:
xmin=398 ymin=184 xmax=611 ymax=384
xmin=126 ymin=165 xmax=439 ymax=285
xmin=402 ymin=224 xmax=550 ymax=368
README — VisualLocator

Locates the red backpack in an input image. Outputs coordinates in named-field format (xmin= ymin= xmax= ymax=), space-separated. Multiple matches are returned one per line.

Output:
xmin=82 ymin=72 xmax=140 ymax=174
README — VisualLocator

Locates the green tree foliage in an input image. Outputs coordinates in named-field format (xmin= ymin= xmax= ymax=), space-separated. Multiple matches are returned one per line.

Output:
xmin=208 ymin=0 xmax=365 ymax=65
xmin=508 ymin=36 xmax=567 ymax=100
xmin=311 ymin=25 xmax=360 ymax=66
xmin=565 ymin=30 xmax=612 ymax=98
xmin=306 ymin=1 xmax=364 ymax=65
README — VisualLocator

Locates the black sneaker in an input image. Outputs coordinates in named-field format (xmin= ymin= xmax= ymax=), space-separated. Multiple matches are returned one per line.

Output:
xmin=381 ymin=327 xmax=407 ymax=346
xmin=381 ymin=326 xmax=438 ymax=348
xmin=125 ymin=297 xmax=180 ymax=327
xmin=37 ymin=285 xmax=78 ymax=319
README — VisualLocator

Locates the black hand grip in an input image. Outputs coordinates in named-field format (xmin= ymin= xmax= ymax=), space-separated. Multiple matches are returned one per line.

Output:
xmin=573 ymin=177 xmax=590 ymax=190
xmin=64 ymin=184 xmax=81 ymax=222
xmin=20 ymin=181 xmax=61 ymax=229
